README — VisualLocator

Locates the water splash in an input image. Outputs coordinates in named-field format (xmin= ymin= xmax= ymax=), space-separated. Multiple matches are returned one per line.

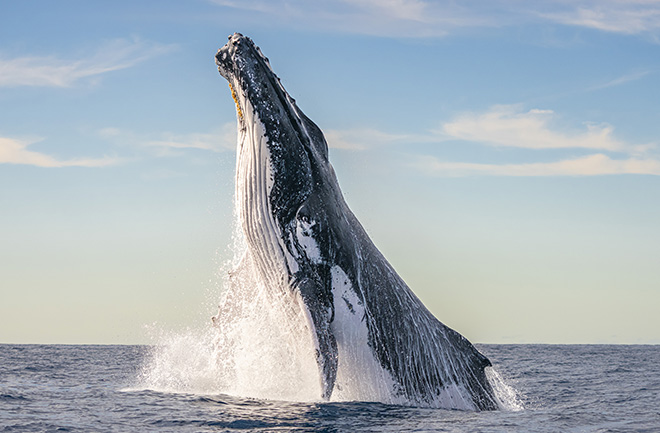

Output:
xmin=135 ymin=267 xmax=523 ymax=410
xmin=135 ymin=227 xmax=323 ymax=401
xmin=135 ymin=327 xmax=225 ymax=395
xmin=486 ymin=368 xmax=525 ymax=411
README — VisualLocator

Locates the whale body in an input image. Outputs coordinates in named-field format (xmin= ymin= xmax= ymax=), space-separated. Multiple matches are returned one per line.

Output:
xmin=215 ymin=33 xmax=499 ymax=411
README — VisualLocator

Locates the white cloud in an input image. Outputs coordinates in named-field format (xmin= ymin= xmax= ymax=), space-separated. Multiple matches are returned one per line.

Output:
xmin=211 ymin=0 xmax=660 ymax=37
xmin=145 ymin=130 xmax=235 ymax=153
xmin=143 ymin=123 xmax=237 ymax=155
xmin=324 ymin=128 xmax=428 ymax=150
xmin=98 ymin=123 xmax=237 ymax=156
xmin=325 ymin=105 xmax=654 ymax=155
xmin=441 ymin=105 xmax=634 ymax=152
xmin=0 ymin=123 xmax=236 ymax=168
xmin=589 ymin=70 xmax=651 ymax=90
xmin=324 ymin=105 xmax=659 ymax=176
xmin=344 ymin=0 xmax=429 ymax=22
xmin=210 ymin=0 xmax=493 ymax=37
xmin=0 ymin=38 xmax=175 ymax=87
xmin=540 ymin=0 xmax=660 ymax=35
xmin=416 ymin=153 xmax=660 ymax=177
xmin=0 ymin=136 xmax=120 ymax=168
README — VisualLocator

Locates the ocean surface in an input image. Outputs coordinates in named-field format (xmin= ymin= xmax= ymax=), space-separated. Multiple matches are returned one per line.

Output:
xmin=1 ymin=344 xmax=658 ymax=432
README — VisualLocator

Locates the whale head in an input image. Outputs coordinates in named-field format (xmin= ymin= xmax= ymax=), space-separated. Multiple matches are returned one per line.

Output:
xmin=215 ymin=33 xmax=339 ymax=248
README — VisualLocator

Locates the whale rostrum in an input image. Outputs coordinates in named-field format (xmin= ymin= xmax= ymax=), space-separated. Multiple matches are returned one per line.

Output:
xmin=215 ymin=33 xmax=499 ymax=410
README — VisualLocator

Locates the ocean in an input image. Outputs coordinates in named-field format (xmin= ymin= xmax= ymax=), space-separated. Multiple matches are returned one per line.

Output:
xmin=1 ymin=344 xmax=658 ymax=432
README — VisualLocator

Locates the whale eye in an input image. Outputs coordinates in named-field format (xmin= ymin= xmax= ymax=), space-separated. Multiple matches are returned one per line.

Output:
xmin=296 ymin=209 xmax=317 ymax=231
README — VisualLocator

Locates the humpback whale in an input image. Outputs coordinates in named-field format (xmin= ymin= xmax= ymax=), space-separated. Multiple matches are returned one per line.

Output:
xmin=215 ymin=33 xmax=499 ymax=411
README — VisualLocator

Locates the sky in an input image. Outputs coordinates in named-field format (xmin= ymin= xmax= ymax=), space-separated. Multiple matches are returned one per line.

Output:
xmin=1 ymin=0 xmax=659 ymax=345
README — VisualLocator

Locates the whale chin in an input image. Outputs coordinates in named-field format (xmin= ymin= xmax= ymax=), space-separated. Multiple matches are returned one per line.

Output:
xmin=215 ymin=33 xmax=499 ymax=411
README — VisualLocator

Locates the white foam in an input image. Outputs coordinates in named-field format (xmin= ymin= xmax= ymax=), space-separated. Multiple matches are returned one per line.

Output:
xmin=134 ymin=255 xmax=322 ymax=401
xmin=133 ymin=327 xmax=227 ymax=395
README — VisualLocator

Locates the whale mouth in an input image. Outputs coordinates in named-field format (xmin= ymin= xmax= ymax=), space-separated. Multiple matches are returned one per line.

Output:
xmin=228 ymin=83 xmax=243 ymax=120
xmin=215 ymin=36 xmax=244 ymax=124
xmin=215 ymin=34 xmax=242 ymax=123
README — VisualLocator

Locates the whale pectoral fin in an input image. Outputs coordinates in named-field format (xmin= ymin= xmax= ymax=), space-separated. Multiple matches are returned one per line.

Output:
xmin=295 ymin=273 xmax=338 ymax=400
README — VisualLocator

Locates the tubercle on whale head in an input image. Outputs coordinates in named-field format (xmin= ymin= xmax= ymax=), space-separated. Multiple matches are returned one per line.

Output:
xmin=215 ymin=33 xmax=271 ymax=77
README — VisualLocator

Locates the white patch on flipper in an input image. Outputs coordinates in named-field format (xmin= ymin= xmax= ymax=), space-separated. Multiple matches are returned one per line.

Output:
xmin=432 ymin=383 xmax=477 ymax=411
xmin=329 ymin=266 xmax=401 ymax=404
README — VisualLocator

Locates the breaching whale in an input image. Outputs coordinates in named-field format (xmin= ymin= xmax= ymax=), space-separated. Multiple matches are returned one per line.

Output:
xmin=215 ymin=33 xmax=499 ymax=411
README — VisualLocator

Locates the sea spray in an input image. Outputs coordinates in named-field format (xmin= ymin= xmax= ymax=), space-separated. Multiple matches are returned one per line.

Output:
xmin=135 ymin=281 xmax=322 ymax=401
xmin=210 ymin=251 xmax=322 ymax=401
xmin=135 ymin=262 xmax=523 ymax=409
xmin=136 ymin=161 xmax=324 ymax=400
xmin=136 ymin=327 xmax=225 ymax=395
xmin=136 ymin=211 xmax=323 ymax=401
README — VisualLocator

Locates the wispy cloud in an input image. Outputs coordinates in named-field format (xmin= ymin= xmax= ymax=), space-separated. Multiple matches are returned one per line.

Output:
xmin=0 ymin=38 xmax=175 ymax=88
xmin=440 ymin=105 xmax=640 ymax=152
xmin=327 ymin=104 xmax=659 ymax=176
xmin=211 ymin=0 xmax=660 ymax=38
xmin=329 ymin=105 xmax=650 ymax=154
xmin=210 ymin=0 xmax=493 ymax=37
xmin=415 ymin=153 xmax=660 ymax=177
xmin=343 ymin=0 xmax=431 ymax=23
xmin=0 ymin=136 xmax=120 ymax=168
xmin=589 ymin=70 xmax=652 ymax=90
xmin=540 ymin=0 xmax=660 ymax=35
xmin=0 ymin=123 xmax=236 ymax=168
xmin=325 ymin=127 xmax=430 ymax=150
xmin=98 ymin=123 xmax=237 ymax=156
xmin=145 ymin=131 xmax=235 ymax=154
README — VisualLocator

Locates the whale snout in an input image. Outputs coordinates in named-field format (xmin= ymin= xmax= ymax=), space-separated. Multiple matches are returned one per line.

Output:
xmin=215 ymin=33 xmax=245 ymax=79
xmin=215 ymin=49 xmax=229 ymax=80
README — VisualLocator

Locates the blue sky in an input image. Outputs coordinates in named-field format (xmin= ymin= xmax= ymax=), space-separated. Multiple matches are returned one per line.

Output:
xmin=1 ymin=0 xmax=659 ymax=344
